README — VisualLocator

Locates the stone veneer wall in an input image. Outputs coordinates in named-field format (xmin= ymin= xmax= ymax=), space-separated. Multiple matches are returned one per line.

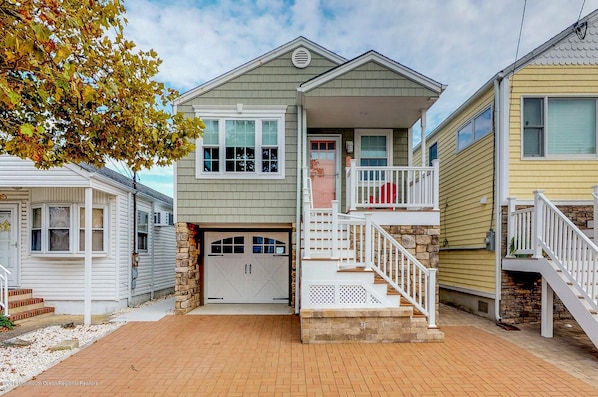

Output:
xmin=301 ymin=308 xmax=444 ymax=343
xmin=175 ymin=223 xmax=200 ymax=315
xmin=499 ymin=205 xmax=592 ymax=324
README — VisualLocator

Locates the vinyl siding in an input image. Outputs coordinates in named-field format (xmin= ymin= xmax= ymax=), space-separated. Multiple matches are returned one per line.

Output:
xmin=439 ymin=250 xmax=495 ymax=293
xmin=306 ymin=61 xmax=437 ymax=98
xmin=508 ymin=65 xmax=598 ymax=200
xmin=176 ymin=51 xmax=338 ymax=224
xmin=416 ymin=88 xmax=496 ymax=292
xmin=0 ymin=156 xmax=89 ymax=187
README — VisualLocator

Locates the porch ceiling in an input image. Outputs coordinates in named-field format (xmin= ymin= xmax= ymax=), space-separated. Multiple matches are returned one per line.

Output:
xmin=303 ymin=95 xmax=437 ymax=129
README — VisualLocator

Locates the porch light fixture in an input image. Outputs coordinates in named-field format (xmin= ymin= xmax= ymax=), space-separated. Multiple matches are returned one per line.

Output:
xmin=346 ymin=141 xmax=354 ymax=153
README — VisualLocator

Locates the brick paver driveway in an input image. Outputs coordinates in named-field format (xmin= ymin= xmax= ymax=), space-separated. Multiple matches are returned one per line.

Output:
xmin=5 ymin=315 xmax=598 ymax=396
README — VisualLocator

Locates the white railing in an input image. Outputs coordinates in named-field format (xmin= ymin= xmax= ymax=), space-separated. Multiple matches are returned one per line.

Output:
xmin=302 ymin=195 xmax=437 ymax=326
xmin=0 ymin=264 xmax=10 ymax=317
xmin=345 ymin=159 xmax=439 ymax=212
xmin=507 ymin=198 xmax=534 ymax=255
xmin=508 ymin=191 xmax=598 ymax=310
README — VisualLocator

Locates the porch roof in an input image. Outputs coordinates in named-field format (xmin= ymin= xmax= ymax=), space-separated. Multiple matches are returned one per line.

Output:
xmin=296 ymin=51 xmax=446 ymax=129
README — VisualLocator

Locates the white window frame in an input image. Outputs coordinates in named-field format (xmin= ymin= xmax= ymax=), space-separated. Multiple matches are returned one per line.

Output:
xmin=76 ymin=205 xmax=108 ymax=254
xmin=355 ymin=129 xmax=393 ymax=166
xmin=521 ymin=95 xmax=598 ymax=160
xmin=456 ymin=105 xmax=493 ymax=153
xmin=137 ymin=210 xmax=149 ymax=252
xmin=30 ymin=204 xmax=108 ymax=256
xmin=193 ymin=105 xmax=287 ymax=179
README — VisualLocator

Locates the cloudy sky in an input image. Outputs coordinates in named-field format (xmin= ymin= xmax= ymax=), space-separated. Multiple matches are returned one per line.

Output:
xmin=115 ymin=0 xmax=598 ymax=195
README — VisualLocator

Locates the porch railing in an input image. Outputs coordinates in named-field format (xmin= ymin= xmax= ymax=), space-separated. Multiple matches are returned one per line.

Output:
xmin=345 ymin=159 xmax=439 ymax=212
xmin=508 ymin=190 xmax=598 ymax=310
xmin=0 ymin=264 xmax=10 ymax=317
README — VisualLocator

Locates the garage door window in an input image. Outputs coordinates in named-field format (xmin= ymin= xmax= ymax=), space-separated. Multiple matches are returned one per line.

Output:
xmin=252 ymin=236 xmax=286 ymax=254
xmin=211 ymin=236 xmax=244 ymax=254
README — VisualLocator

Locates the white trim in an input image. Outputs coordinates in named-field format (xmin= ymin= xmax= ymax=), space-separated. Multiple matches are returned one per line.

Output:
xmin=520 ymin=94 xmax=598 ymax=160
xmin=194 ymin=105 xmax=287 ymax=180
xmin=355 ymin=129 xmax=393 ymax=167
xmin=307 ymin=135 xmax=342 ymax=207
xmin=0 ymin=203 xmax=20 ymax=286
xmin=298 ymin=51 xmax=445 ymax=96
xmin=175 ymin=37 xmax=346 ymax=105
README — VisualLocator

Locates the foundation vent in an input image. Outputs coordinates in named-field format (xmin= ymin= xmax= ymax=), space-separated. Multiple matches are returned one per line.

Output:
xmin=478 ymin=300 xmax=489 ymax=314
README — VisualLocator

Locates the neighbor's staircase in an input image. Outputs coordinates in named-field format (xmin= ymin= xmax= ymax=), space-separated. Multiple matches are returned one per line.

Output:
xmin=506 ymin=190 xmax=598 ymax=349
xmin=7 ymin=289 xmax=55 ymax=322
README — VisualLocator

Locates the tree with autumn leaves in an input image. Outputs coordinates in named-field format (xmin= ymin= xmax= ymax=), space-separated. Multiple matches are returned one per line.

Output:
xmin=0 ymin=0 xmax=204 ymax=171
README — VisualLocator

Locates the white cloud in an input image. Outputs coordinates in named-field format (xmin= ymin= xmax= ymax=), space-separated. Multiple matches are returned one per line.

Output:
xmin=119 ymin=0 xmax=598 ymax=192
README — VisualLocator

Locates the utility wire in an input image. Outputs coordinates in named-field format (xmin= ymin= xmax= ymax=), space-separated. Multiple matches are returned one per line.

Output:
xmin=512 ymin=0 xmax=527 ymax=75
xmin=577 ymin=0 xmax=587 ymax=22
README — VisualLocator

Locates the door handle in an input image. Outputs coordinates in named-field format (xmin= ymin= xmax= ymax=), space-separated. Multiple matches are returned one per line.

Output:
xmin=249 ymin=264 xmax=252 ymax=274
xmin=11 ymin=241 xmax=17 ymax=248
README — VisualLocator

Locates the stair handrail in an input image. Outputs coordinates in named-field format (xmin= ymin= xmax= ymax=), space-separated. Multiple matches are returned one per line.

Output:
xmin=335 ymin=212 xmax=436 ymax=327
xmin=0 ymin=263 xmax=11 ymax=317
xmin=533 ymin=190 xmax=598 ymax=310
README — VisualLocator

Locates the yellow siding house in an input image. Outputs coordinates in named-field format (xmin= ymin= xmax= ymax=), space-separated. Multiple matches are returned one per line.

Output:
xmin=416 ymin=10 xmax=598 ymax=348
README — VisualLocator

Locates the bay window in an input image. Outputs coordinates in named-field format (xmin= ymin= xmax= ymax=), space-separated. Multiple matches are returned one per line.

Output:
xmin=522 ymin=97 xmax=597 ymax=158
xmin=31 ymin=204 xmax=106 ymax=254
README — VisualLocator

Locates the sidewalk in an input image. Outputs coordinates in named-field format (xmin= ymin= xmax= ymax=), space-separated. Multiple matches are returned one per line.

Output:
xmin=2 ymin=303 xmax=597 ymax=396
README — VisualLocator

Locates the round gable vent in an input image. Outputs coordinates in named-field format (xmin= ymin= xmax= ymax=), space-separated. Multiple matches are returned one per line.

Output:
xmin=292 ymin=47 xmax=311 ymax=69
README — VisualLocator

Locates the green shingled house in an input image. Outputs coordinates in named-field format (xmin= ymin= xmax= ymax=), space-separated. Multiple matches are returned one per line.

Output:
xmin=173 ymin=37 xmax=446 ymax=342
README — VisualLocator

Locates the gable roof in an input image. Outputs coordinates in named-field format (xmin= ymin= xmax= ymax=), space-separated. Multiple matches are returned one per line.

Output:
xmin=421 ymin=8 xmax=598 ymax=146
xmin=76 ymin=163 xmax=173 ymax=205
xmin=173 ymin=36 xmax=347 ymax=105
xmin=298 ymin=50 xmax=446 ymax=96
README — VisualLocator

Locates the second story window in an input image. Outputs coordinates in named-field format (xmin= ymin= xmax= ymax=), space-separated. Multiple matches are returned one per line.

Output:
xmin=457 ymin=106 xmax=492 ymax=152
xmin=194 ymin=105 xmax=286 ymax=179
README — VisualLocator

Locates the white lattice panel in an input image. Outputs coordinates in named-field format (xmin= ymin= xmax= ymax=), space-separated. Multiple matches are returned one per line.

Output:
xmin=308 ymin=284 xmax=335 ymax=305
xmin=339 ymin=285 xmax=367 ymax=304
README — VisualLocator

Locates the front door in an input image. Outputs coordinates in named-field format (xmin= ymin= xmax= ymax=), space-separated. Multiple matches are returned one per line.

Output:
xmin=0 ymin=205 xmax=18 ymax=286
xmin=308 ymin=137 xmax=341 ymax=208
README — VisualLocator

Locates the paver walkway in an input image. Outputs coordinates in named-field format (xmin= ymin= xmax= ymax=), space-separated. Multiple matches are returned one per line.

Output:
xmin=4 ymin=312 xmax=598 ymax=396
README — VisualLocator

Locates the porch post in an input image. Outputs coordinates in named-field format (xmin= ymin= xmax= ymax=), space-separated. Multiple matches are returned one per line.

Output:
xmin=507 ymin=197 xmax=516 ymax=257
xmin=593 ymin=185 xmax=598 ymax=243
xmin=420 ymin=109 xmax=427 ymax=167
xmin=349 ymin=160 xmax=357 ymax=211
xmin=432 ymin=159 xmax=439 ymax=211
xmin=331 ymin=200 xmax=339 ymax=260
xmin=364 ymin=212 xmax=373 ymax=269
xmin=541 ymin=277 xmax=554 ymax=338
xmin=84 ymin=187 xmax=93 ymax=326
xmin=533 ymin=190 xmax=544 ymax=258
xmin=428 ymin=268 xmax=437 ymax=328
xmin=302 ymin=187 xmax=311 ymax=259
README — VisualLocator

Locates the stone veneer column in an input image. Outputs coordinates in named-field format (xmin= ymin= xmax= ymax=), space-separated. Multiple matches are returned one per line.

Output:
xmin=175 ymin=223 xmax=200 ymax=314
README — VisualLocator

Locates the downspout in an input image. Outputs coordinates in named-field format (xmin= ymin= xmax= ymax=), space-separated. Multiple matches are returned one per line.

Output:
xmin=493 ymin=73 xmax=504 ymax=322
xmin=295 ymin=104 xmax=303 ymax=315
xmin=131 ymin=171 xmax=138 ymax=307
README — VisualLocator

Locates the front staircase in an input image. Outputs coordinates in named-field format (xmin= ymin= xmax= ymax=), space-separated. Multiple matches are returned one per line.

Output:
xmin=300 ymin=186 xmax=442 ymax=343
xmin=506 ymin=190 xmax=598 ymax=349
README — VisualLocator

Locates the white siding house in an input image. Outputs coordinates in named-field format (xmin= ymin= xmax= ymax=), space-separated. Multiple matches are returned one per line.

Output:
xmin=0 ymin=155 xmax=175 ymax=316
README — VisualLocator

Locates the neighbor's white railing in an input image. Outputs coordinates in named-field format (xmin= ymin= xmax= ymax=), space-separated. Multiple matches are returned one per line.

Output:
xmin=345 ymin=159 xmax=439 ymax=212
xmin=0 ymin=264 xmax=10 ymax=317
xmin=508 ymin=190 xmax=598 ymax=310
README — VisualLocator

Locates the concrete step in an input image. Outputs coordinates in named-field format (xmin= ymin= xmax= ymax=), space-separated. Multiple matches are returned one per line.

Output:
xmin=8 ymin=289 xmax=33 ymax=302
xmin=8 ymin=297 xmax=46 ymax=314
xmin=10 ymin=307 xmax=55 ymax=323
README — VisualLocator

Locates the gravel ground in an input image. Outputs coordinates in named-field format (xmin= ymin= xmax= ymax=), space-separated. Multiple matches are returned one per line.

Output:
xmin=0 ymin=321 xmax=124 ymax=392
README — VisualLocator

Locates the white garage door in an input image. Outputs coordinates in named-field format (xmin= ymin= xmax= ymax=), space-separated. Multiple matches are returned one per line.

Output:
xmin=206 ymin=231 xmax=289 ymax=304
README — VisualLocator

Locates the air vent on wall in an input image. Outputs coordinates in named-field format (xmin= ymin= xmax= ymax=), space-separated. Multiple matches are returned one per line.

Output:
xmin=292 ymin=47 xmax=311 ymax=69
